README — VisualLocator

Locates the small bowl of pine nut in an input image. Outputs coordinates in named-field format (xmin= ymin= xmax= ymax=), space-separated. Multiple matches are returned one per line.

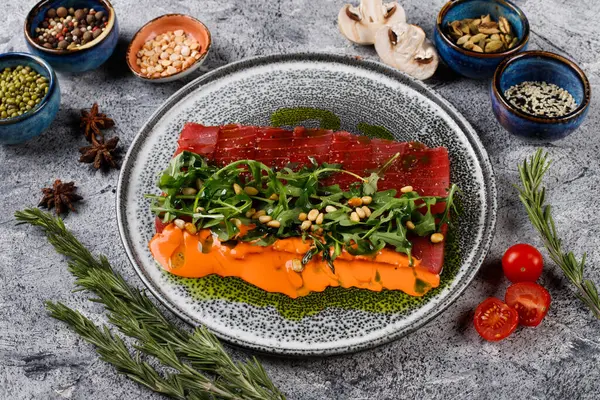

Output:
xmin=126 ymin=14 xmax=211 ymax=83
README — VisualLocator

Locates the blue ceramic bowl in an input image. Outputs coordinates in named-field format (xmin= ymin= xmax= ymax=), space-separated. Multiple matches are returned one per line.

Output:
xmin=0 ymin=53 xmax=60 ymax=145
xmin=24 ymin=0 xmax=118 ymax=73
xmin=491 ymin=51 xmax=591 ymax=142
xmin=434 ymin=0 xmax=529 ymax=79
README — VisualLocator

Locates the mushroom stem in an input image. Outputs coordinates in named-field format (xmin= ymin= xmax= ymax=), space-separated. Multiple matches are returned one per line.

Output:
xmin=338 ymin=0 xmax=406 ymax=45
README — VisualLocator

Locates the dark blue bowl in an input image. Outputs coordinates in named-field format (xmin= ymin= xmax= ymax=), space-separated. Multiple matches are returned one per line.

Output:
xmin=491 ymin=51 xmax=591 ymax=142
xmin=434 ymin=0 xmax=529 ymax=79
xmin=24 ymin=0 xmax=118 ymax=73
xmin=0 ymin=53 xmax=60 ymax=144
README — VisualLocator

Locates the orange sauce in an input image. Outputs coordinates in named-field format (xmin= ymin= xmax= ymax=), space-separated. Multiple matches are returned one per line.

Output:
xmin=149 ymin=224 xmax=440 ymax=298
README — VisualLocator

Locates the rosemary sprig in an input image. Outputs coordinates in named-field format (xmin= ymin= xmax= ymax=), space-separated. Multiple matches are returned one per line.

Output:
xmin=516 ymin=150 xmax=600 ymax=318
xmin=46 ymin=302 xmax=202 ymax=400
xmin=15 ymin=208 xmax=285 ymax=400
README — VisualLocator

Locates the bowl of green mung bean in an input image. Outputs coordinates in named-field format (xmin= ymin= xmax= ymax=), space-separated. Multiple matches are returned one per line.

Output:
xmin=0 ymin=52 xmax=60 ymax=144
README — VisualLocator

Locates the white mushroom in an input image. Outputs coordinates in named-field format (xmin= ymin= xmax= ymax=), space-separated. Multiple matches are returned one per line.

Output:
xmin=338 ymin=0 xmax=406 ymax=45
xmin=374 ymin=22 xmax=439 ymax=80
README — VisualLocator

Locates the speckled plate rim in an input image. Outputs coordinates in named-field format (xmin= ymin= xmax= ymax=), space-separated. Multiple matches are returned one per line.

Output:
xmin=116 ymin=53 xmax=497 ymax=356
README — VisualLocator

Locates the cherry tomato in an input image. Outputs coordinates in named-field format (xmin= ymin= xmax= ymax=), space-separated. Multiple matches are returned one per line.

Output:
xmin=473 ymin=297 xmax=519 ymax=341
xmin=505 ymin=282 xmax=551 ymax=327
xmin=502 ymin=244 xmax=544 ymax=283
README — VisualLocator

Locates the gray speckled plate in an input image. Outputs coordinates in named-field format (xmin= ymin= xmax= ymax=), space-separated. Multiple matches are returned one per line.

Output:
xmin=116 ymin=53 xmax=497 ymax=356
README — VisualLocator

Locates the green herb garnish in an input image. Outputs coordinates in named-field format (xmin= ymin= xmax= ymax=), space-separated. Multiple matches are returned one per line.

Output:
xmin=517 ymin=150 xmax=600 ymax=318
xmin=15 ymin=208 xmax=285 ymax=400
xmin=148 ymin=151 xmax=458 ymax=266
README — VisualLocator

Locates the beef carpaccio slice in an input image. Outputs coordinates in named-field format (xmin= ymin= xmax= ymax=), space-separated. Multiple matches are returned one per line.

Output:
xmin=172 ymin=123 xmax=450 ymax=274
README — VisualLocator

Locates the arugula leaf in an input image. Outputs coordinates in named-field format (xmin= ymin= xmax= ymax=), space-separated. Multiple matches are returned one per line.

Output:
xmin=147 ymin=151 xmax=460 ymax=268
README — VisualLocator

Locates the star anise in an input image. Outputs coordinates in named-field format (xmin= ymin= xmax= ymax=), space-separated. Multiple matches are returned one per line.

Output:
xmin=39 ymin=180 xmax=83 ymax=215
xmin=79 ymin=136 xmax=119 ymax=169
xmin=80 ymin=103 xmax=115 ymax=142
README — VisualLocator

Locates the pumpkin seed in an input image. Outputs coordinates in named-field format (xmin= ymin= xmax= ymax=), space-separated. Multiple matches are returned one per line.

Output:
xmin=446 ymin=14 xmax=516 ymax=54
xmin=457 ymin=35 xmax=471 ymax=45
xmin=485 ymin=40 xmax=505 ymax=53
xmin=499 ymin=16 xmax=511 ymax=34
xmin=478 ymin=22 xmax=501 ymax=34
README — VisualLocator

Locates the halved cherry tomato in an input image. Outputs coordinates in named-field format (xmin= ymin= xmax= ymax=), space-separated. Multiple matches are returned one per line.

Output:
xmin=474 ymin=297 xmax=519 ymax=341
xmin=502 ymin=244 xmax=544 ymax=283
xmin=505 ymin=282 xmax=551 ymax=327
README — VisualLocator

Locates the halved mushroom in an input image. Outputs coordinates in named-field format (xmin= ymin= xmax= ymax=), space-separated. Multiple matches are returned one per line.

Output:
xmin=338 ymin=0 xmax=406 ymax=45
xmin=374 ymin=22 xmax=439 ymax=80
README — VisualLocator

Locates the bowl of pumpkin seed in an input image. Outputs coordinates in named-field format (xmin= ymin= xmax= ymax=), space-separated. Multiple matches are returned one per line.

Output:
xmin=434 ymin=0 xmax=530 ymax=79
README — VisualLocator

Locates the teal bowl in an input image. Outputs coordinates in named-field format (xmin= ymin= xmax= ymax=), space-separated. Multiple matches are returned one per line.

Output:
xmin=24 ymin=0 xmax=118 ymax=73
xmin=434 ymin=0 xmax=529 ymax=79
xmin=491 ymin=51 xmax=591 ymax=141
xmin=0 ymin=53 xmax=60 ymax=145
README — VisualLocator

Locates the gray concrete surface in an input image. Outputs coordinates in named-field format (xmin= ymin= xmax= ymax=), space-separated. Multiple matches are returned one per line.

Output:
xmin=1 ymin=0 xmax=600 ymax=399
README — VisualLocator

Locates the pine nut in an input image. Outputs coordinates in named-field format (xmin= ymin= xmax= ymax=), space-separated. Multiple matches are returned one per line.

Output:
xmin=307 ymin=209 xmax=319 ymax=221
xmin=252 ymin=210 xmax=266 ymax=219
xmin=348 ymin=197 xmax=363 ymax=207
xmin=430 ymin=233 xmax=444 ymax=243
xmin=325 ymin=205 xmax=337 ymax=213
xmin=406 ymin=221 xmax=416 ymax=230
xmin=355 ymin=207 xmax=366 ymax=219
xmin=231 ymin=218 xmax=242 ymax=229
xmin=196 ymin=178 xmax=203 ymax=189
xmin=174 ymin=219 xmax=185 ymax=229
xmin=361 ymin=196 xmax=372 ymax=205
xmin=315 ymin=213 xmax=324 ymax=225
xmin=401 ymin=186 xmax=414 ymax=193
xmin=298 ymin=212 xmax=308 ymax=221
xmin=244 ymin=186 xmax=259 ymax=196
xmin=181 ymin=187 xmax=197 ymax=195
xmin=350 ymin=212 xmax=360 ymax=222
xmin=267 ymin=220 xmax=281 ymax=228
xmin=361 ymin=206 xmax=371 ymax=217
xmin=269 ymin=193 xmax=279 ymax=201
xmin=245 ymin=208 xmax=256 ymax=218
xmin=233 ymin=183 xmax=243 ymax=195
xmin=300 ymin=220 xmax=312 ymax=231
xmin=259 ymin=215 xmax=272 ymax=223
xmin=195 ymin=207 xmax=205 ymax=213
xmin=184 ymin=222 xmax=197 ymax=234
xmin=291 ymin=258 xmax=304 ymax=272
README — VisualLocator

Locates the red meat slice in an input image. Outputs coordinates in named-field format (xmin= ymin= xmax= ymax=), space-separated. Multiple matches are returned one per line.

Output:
xmin=411 ymin=225 xmax=448 ymax=274
xmin=172 ymin=124 xmax=450 ymax=274
xmin=175 ymin=123 xmax=219 ymax=157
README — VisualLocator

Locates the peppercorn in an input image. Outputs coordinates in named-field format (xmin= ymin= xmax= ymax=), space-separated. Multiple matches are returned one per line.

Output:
xmin=35 ymin=6 xmax=106 ymax=50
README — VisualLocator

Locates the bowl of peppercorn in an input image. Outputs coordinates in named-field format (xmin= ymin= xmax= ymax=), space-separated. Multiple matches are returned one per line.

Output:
xmin=24 ymin=0 xmax=119 ymax=73
xmin=0 ymin=52 xmax=60 ymax=145
xmin=491 ymin=50 xmax=591 ymax=141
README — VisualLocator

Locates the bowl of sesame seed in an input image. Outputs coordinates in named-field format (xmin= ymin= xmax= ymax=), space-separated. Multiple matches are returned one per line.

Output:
xmin=24 ymin=0 xmax=119 ymax=73
xmin=491 ymin=50 xmax=591 ymax=141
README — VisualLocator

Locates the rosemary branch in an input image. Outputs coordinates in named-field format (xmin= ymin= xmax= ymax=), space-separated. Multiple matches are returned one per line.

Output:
xmin=516 ymin=150 xmax=600 ymax=318
xmin=15 ymin=208 xmax=285 ymax=400
xmin=46 ymin=302 xmax=200 ymax=400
